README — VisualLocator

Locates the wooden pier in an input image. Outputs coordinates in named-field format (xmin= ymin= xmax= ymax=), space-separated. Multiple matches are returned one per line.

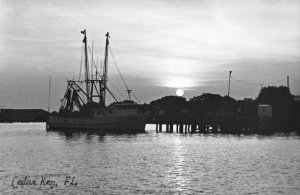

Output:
xmin=148 ymin=117 xmax=280 ymax=134
xmin=149 ymin=116 xmax=297 ymax=134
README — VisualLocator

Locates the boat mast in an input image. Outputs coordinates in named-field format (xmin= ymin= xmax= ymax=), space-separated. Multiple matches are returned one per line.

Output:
xmin=81 ymin=29 xmax=90 ymax=103
xmin=102 ymin=32 xmax=110 ymax=106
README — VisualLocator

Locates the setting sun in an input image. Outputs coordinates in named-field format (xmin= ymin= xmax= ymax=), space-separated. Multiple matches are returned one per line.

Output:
xmin=176 ymin=89 xmax=184 ymax=96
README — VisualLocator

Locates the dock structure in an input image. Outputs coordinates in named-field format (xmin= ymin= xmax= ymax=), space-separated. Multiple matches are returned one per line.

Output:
xmin=155 ymin=122 xmax=197 ymax=134
xmin=149 ymin=117 xmax=284 ymax=134
xmin=150 ymin=116 xmax=297 ymax=134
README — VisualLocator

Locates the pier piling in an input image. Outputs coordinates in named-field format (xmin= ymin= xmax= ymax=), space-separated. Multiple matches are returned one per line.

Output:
xmin=159 ymin=123 xmax=162 ymax=132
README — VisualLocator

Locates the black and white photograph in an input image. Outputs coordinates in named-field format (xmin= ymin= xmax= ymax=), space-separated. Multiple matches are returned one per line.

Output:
xmin=0 ymin=0 xmax=299 ymax=194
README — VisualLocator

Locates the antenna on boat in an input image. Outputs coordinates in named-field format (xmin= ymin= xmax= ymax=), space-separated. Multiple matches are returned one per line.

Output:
xmin=126 ymin=89 xmax=132 ymax=100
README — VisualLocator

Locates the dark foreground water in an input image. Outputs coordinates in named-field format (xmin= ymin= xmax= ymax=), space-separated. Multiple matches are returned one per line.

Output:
xmin=0 ymin=123 xmax=299 ymax=195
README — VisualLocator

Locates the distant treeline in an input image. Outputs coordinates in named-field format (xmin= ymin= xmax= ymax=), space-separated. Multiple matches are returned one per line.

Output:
xmin=146 ymin=86 xmax=300 ymax=133
xmin=148 ymin=86 xmax=297 ymax=118
xmin=0 ymin=109 xmax=49 ymax=122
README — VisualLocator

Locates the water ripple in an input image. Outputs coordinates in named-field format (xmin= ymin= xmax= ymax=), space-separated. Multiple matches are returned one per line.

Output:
xmin=0 ymin=123 xmax=299 ymax=194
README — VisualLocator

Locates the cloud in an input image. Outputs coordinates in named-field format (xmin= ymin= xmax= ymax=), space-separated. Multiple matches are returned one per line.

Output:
xmin=0 ymin=0 xmax=299 ymax=109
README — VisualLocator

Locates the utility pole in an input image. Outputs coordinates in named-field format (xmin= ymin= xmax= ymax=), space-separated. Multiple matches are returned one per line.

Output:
xmin=228 ymin=71 xmax=232 ymax=97
xmin=48 ymin=76 xmax=51 ymax=113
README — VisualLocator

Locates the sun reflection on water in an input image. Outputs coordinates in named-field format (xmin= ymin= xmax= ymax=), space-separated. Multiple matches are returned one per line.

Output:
xmin=164 ymin=136 xmax=191 ymax=193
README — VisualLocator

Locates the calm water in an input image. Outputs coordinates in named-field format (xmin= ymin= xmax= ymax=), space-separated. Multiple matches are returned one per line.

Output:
xmin=0 ymin=123 xmax=299 ymax=194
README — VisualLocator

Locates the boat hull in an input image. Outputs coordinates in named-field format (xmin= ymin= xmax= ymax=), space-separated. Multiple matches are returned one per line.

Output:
xmin=47 ymin=113 xmax=148 ymax=133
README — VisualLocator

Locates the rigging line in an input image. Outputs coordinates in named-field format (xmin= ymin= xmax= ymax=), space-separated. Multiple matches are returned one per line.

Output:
xmin=105 ymin=87 xmax=121 ymax=102
xmin=107 ymin=81 xmax=127 ymax=99
xmin=87 ymin=44 xmax=100 ymax=78
xmin=87 ymin=44 xmax=99 ymax=73
xmin=109 ymin=46 xmax=130 ymax=90
xmin=109 ymin=90 xmax=121 ymax=102
xmin=100 ymin=59 xmax=103 ymax=76
xmin=79 ymin=43 xmax=84 ymax=80
xmin=131 ymin=93 xmax=141 ymax=103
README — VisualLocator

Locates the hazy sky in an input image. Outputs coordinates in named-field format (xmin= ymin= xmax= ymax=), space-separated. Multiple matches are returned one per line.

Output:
xmin=0 ymin=0 xmax=299 ymax=111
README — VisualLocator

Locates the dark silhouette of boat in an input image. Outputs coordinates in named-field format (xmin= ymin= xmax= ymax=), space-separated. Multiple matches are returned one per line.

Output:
xmin=47 ymin=30 xmax=148 ymax=132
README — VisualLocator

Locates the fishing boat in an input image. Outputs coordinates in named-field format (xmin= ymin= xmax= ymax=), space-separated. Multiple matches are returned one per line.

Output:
xmin=47 ymin=30 xmax=149 ymax=133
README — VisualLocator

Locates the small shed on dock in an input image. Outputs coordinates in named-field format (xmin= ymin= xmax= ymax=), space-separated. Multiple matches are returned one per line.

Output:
xmin=258 ymin=104 xmax=272 ymax=117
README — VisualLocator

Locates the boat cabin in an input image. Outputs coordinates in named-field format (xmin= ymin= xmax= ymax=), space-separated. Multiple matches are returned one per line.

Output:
xmin=93 ymin=101 xmax=140 ymax=117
